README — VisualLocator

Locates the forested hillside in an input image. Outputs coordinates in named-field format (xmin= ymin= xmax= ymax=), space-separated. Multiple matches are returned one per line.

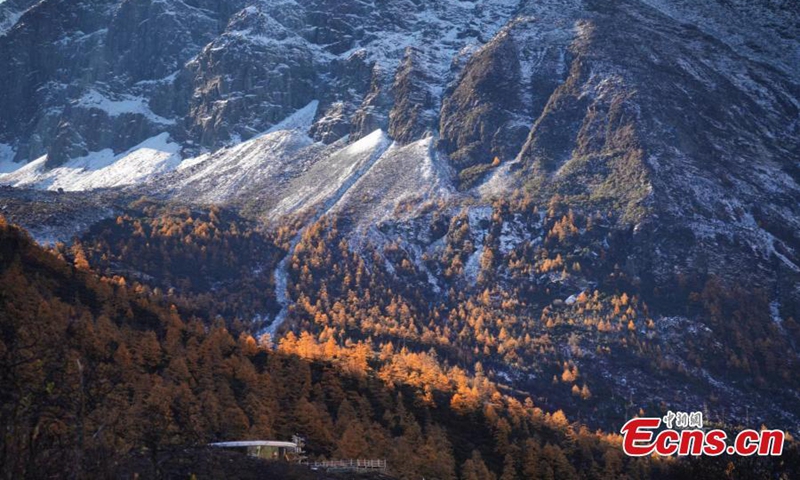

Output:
xmin=1 ymin=216 xmax=798 ymax=479
xmin=0 ymin=216 xmax=625 ymax=479
xmin=65 ymin=199 xmax=800 ymax=433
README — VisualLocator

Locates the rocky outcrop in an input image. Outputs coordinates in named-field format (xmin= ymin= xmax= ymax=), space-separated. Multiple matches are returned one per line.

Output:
xmin=45 ymin=92 xmax=170 ymax=168
xmin=350 ymin=65 xmax=391 ymax=142
xmin=515 ymin=0 xmax=800 ymax=294
xmin=438 ymin=33 xmax=524 ymax=187
xmin=181 ymin=6 xmax=318 ymax=147
xmin=310 ymin=49 xmax=374 ymax=144
xmin=438 ymin=12 xmax=576 ymax=189
xmin=0 ymin=0 xmax=117 ymax=161
xmin=0 ymin=0 xmax=38 ymax=35
xmin=105 ymin=0 xmax=225 ymax=82
xmin=388 ymin=47 xmax=437 ymax=144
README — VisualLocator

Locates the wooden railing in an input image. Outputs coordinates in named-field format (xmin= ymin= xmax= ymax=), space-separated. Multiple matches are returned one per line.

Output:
xmin=302 ymin=459 xmax=387 ymax=470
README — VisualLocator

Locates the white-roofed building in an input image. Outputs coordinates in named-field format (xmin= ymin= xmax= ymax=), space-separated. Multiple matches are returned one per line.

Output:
xmin=209 ymin=440 xmax=301 ymax=461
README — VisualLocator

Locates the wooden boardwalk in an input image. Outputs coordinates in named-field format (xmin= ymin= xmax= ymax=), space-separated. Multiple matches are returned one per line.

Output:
xmin=302 ymin=459 xmax=387 ymax=471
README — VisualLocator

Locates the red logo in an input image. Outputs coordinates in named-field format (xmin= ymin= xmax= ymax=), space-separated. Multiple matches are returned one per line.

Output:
xmin=620 ymin=413 xmax=784 ymax=457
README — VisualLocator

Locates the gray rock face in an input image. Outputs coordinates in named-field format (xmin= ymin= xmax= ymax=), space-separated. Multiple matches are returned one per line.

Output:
xmin=438 ymin=12 xmax=576 ymax=188
xmin=0 ymin=0 xmax=520 ymax=161
xmin=45 ymin=95 xmax=168 ymax=169
xmin=310 ymin=49 xmax=373 ymax=144
xmin=181 ymin=5 xmax=319 ymax=147
xmin=0 ymin=0 xmax=116 ymax=161
xmin=515 ymin=0 xmax=800 ymax=293
xmin=309 ymin=101 xmax=351 ymax=145
xmin=438 ymin=31 xmax=524 ymax=184
xmin=388 ymin=47 xmax=437 ymax=144
xmin=349 ymin=65 xmax=391 ymax=142
xmin=0 ymin=0 xmax=233 ymax=164
xmin=0 ymin=0 xmax=38 ymax=35
xmin=105 ymin=0 xmax=224 ymax=82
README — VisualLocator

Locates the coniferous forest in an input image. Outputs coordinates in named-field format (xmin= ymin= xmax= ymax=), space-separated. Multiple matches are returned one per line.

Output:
xmin=2 ymin=213 xmax=798 ymax=479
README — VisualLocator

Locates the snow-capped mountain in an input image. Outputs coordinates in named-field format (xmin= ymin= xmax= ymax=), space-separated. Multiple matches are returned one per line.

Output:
xmin=1 ymin=0 xmax=796 ymax=278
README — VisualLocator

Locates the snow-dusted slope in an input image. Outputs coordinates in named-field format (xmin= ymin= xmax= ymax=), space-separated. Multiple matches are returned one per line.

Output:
xmin=165 ymin=101 xmax=323 ymax=205
xmin=161 ymin=126 xmax=451 ymax=226
xmin=169 ymin=129 xmax=320 ymax=205
xmin=330 ymin=136 xmax=453 ymax=223
xmin=271 ymin=129 xmax=392 ymax=217
xmin=0 ymin=133 xmax=181 ymax=191
xmin=156 ymin=102 xmax=413 ymax=223
xmin=0 ymin=99 xmax=449 ymax=227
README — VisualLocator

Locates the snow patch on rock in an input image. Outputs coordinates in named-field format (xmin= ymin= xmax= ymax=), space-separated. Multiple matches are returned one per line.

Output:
xmin=76 ymin=90 xmax=175 ymax=125
xmin=0 ymin=143 xmax=21 ymax=173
